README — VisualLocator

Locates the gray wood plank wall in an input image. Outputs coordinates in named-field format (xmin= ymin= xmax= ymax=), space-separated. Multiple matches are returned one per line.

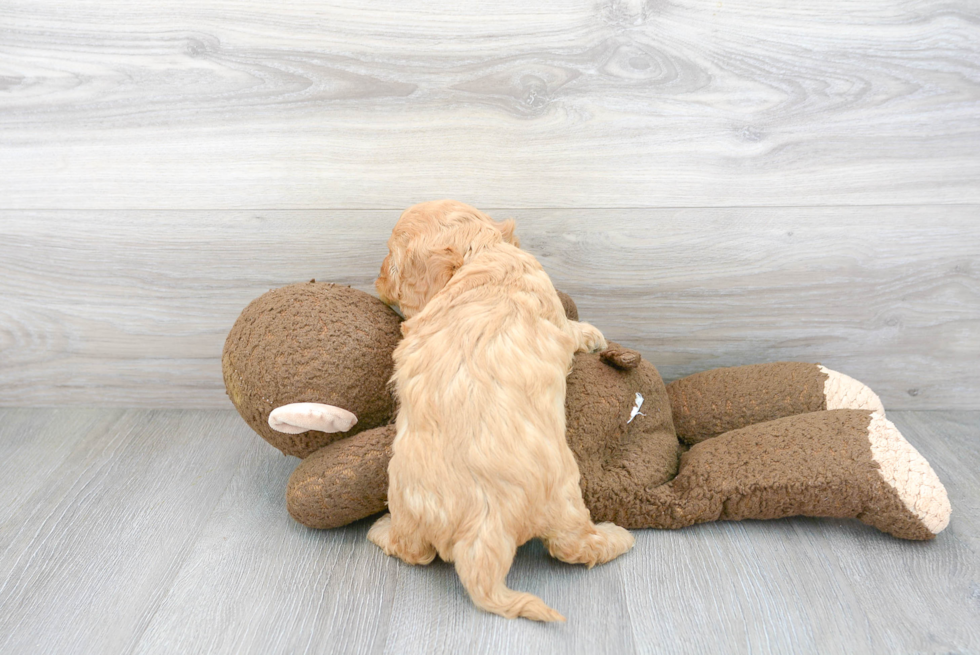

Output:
xmin=2 ymin=0 xmax=979 ymax=409
xmin=3 ymin=0 xmax=979 ymax=208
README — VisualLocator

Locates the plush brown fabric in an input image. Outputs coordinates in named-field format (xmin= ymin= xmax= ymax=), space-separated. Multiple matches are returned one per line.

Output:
xmin=555 ymin=290 xmax=578 ymax=322
xmin=860 ymin=474 xmax=936 ymax=541
xmin=600 ymin=346 xmax=642 ymax=370
xmin=222 ymin=281 xmax=401 ymax=457
xmin=225 ymin=283 xmax=941 ymax=541
xmin=666 ymin=362 xmax=828 ymax=446
xmin=284 ymin=405 xmax=935 ymax=539
xmin=629 ymin=409 xmax=934 ymax=540
xmin=565 ymin=349 xmax=680 ymax=526
xmin=288 ymin=424 xmax=397 ymax=528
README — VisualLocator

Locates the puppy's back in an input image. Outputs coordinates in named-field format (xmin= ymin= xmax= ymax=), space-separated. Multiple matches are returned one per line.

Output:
xmin=391 ymin=245 xmax=578 ymax=531
xmin=374 ymin=242 xmax=633 ymax=622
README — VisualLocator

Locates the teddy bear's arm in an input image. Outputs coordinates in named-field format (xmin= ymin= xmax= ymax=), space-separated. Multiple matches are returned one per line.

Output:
xmin=665 ymin=362 xmax=884 ymax=446
xmin=624 ymin=409 xmax=950 ymax=540
xmin=287 ymin=424 xmax=396 ymax=529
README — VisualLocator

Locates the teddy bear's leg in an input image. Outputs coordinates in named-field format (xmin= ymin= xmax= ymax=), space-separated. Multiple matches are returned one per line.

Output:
xmin=665 ymin=362 xmax=885 ymax=445
xmin=629 ymin=409 xmax=950 ymax=540
xmin=286 ymin=424 xmax=396 ymax=529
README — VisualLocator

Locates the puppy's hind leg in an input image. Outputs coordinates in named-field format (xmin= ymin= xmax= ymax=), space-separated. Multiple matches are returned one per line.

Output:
xmin=367 ymin=513 xmax=437 ymax=565
xmin=542 ymin=484 xmax=635 ymax=568
xmin=452 ymin=524 xmax=565 ymax=622
xmin=567 ymin=320 xmax=608 ymax=354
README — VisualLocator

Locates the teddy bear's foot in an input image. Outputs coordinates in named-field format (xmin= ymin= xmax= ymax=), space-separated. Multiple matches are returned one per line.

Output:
xmin=858 ymin=412 xmax=951 ymax=539
xmin=819 ymin=366 xmax=885 ymax=415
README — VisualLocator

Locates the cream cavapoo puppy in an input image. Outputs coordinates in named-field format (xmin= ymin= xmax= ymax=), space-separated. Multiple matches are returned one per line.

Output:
xmin=368 ymin=200 xmax=634 ymax=622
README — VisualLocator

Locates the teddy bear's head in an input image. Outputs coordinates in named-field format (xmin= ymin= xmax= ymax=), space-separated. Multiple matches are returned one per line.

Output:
xmin=222 ymin=281 xmax=403 ymax=457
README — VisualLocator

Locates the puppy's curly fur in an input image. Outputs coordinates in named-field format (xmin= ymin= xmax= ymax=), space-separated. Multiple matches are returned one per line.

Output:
xmin=369 ymin=200 xmax=635 ymax=622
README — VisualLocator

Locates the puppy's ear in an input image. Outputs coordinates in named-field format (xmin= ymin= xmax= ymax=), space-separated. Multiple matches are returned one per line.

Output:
xmin=497 ymin=218 xmax=520 ymax=247
xmin=424 ymin=246 xmax=464 ymax=294
xmin=401 ymin=246 xmax=464 ymax=316
xmin=375 ymin=253 xmax=397 ymax=305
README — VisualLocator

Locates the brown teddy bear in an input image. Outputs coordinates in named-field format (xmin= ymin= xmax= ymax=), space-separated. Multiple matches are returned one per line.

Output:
xmin=223 ymin=281 xmax=951 ymax=541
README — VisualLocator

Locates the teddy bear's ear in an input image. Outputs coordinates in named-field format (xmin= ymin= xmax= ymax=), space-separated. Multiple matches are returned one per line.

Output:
xmin=600 ymin=346 xmax=642 ymax=369
xmin=269 ymin=403 xmax=358 ymax=434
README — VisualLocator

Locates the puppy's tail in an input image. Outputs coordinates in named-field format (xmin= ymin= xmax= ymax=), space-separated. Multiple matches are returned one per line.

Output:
xmin=453 ymin=531 xmax=565 ymax=622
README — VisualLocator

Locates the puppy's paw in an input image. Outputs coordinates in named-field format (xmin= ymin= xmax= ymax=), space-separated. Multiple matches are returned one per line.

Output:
xmin=547 ymin=522 xmax=635 ymax=568
xmin=367 ymin=513 xmax=395 ymax=552
xmin=584 ymin=523 xmax=635 ymax=567
xmin=574 ymin=321 xmax=608 ymax=354
xmin=367 ymin=513 xmax=437 ymax=565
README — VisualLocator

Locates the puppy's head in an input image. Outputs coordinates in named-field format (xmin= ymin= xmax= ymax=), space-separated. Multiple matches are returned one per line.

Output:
xmin=376 ymin=200 xmax=520 ymax=318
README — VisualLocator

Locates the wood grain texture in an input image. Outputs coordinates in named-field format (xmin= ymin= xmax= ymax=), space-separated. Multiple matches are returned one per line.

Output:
xmin=0 ymin=408 xmax=977 ymax=654
xmin=0 ymin=408 xmax=124 ymax=526
xmin=375 ymin=539 xmax=637 ymax=655
xmin=2 ymin=207 xmax=977 ymax=409
xmin=1 ymin=0 xmax=979 ymax=209
xmin=0 ymin=410 xmax=250 ymax=654
xmin=131 ymin=438 xmax=398 ymax=655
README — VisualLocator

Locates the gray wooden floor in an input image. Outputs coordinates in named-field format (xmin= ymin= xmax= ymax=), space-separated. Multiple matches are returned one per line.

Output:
xmin=0 ymin=408 xmax=977 ymax=654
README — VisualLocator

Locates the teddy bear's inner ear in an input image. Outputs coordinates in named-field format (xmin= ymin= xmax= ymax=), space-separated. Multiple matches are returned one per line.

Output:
xmin=269 ymin=403 xmax=358 ymax=434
